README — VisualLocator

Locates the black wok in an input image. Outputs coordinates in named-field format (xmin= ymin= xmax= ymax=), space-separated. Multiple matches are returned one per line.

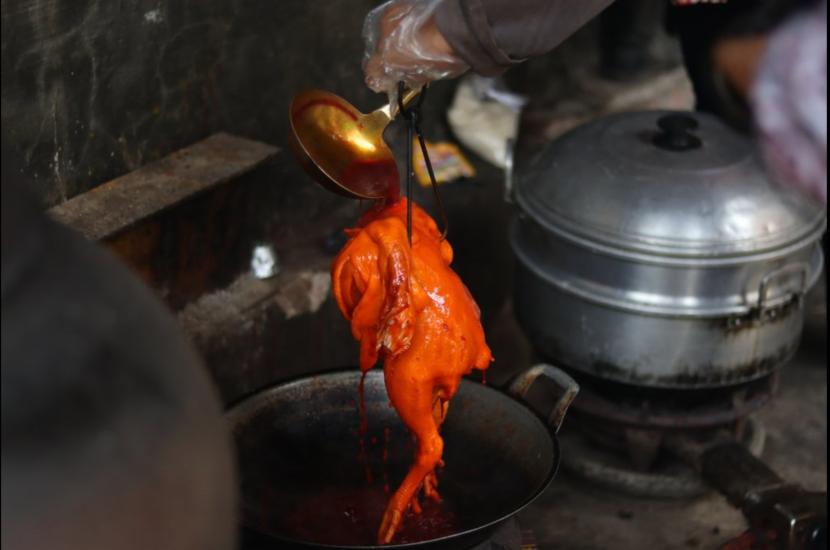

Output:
xmin=227 ymin=365 xmax=578 ymax=549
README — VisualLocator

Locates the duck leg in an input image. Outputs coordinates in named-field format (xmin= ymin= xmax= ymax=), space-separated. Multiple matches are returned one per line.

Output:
xmin=378 ymin=372 xmax=444 ymax=544
xmin=421 ymin=396 xmax=448 ymax=503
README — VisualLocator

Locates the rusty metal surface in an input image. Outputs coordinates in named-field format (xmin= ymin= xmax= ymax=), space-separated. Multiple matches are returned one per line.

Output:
xmin=47 ymin=133 xmax=278 ymax=241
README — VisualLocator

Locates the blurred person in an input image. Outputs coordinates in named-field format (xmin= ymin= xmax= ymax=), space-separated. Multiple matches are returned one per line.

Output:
xmin=1 ymin=146 xmax=237 ymax=550
xmin=714 ymin=0 xmax=827 ymax=205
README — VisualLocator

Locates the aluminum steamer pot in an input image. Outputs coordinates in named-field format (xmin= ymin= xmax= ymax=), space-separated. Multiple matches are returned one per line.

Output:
xmin=510 ymin=111 xmax=826 ymax=388
xmin=228 ymin=365 xmax=578 ymax=550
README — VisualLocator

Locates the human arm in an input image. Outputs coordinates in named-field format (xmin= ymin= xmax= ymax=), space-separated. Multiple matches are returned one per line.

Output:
xmin=363 ymin=0 xmax=614 ymax=96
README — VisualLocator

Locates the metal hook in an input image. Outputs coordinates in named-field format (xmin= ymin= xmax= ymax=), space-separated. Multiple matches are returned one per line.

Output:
xmin=414 ymin=126 xmax=449 ymax=241
xmin=396 ymin=82 xmax=449 ymax=242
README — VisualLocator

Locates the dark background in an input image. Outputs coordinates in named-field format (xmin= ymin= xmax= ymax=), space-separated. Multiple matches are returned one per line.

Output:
xmin=1 ymin=0 xmax=520 ymax=402
xmin=2 ymin=0 xmax=382 ymax=206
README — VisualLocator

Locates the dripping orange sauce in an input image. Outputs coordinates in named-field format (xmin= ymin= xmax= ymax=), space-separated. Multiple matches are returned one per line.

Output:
xmin=357 ymin=372 xmax=374 ymax=484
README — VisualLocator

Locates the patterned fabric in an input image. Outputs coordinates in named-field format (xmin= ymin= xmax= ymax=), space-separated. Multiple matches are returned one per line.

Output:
xmin=751 ymin=1 xmax=827 ymax=205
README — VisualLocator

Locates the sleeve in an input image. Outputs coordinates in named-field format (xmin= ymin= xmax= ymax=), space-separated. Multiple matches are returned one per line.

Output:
xmin=434 ymin=0 xmax=615 ymax=76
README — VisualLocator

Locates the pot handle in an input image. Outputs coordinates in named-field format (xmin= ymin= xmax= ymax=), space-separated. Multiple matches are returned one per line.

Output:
xmin=757 ymin=262 xmax=809 ymax=310
xmin=507 ymin=364 xmax=580 ymax=433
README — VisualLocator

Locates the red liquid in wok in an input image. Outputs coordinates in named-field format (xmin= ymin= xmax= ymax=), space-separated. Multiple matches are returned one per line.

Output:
xmin=281 ymin=486 xmax=457 ymax=545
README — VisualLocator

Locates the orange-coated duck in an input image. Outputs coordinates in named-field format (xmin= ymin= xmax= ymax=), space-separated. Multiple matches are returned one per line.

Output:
xmin=331 ymin=198 xmax=492 ymax=544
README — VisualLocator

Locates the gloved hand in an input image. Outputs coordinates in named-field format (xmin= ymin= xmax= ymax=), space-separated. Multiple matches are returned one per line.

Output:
xmin=362 ymin=0 xmax=469 ymax=102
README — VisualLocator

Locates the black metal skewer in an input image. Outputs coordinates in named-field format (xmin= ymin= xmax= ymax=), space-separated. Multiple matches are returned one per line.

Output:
xmin=397 ymin=82 xmax=448 ymax=245
xmin=406 ymin=112 xmax=414 ymax=246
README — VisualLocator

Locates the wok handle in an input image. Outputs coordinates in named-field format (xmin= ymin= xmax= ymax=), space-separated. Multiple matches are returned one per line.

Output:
xmin=507 ymin=364 xmax=580 ymax=434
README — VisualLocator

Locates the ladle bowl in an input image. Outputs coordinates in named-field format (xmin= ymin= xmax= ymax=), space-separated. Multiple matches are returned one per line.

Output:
xmin=289 ymin=89 xmax=418 ymax=200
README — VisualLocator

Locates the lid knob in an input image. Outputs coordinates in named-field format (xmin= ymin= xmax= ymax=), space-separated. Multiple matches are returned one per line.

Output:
xmin=653 ymin=114 xmax=702 ymax=152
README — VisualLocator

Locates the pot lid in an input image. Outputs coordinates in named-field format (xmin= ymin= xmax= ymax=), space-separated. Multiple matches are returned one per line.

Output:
xmin=515 ymin=111 xmax=826 ymax=258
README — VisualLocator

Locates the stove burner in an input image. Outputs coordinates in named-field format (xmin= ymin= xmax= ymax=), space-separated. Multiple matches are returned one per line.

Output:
xmin=549 ymin=367 xmax=775 ymax=482
xmin=560 ymin=416 xmax=766 ymax=499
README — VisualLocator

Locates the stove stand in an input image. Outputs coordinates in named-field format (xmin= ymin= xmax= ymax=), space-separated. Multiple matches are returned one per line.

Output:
xmin=560 ymin=415 xmax=765 ymax=499
xmin=556 ymin=370 xmax=775 ymax=498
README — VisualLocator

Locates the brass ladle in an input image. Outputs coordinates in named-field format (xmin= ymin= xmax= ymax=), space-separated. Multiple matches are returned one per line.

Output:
xmin=288 ymin=88 xmax=420 ymax=200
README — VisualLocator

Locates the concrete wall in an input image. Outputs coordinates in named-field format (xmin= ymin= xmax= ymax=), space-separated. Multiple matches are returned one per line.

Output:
xmin=2 ymin=0 xmax=380 ymax=204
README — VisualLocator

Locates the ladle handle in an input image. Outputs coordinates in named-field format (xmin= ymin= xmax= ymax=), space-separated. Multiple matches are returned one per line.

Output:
xmin=507 ymin=364 xmax=580 ymax=434
xmin=378 ymin=87 xmax=422 ymax=119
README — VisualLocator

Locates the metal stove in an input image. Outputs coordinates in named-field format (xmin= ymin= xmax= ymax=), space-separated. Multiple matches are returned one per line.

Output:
xmin=560 ymin=370 xmax=775 ymax=498
xmin=521 ymin=360 xmax=827 ymax=549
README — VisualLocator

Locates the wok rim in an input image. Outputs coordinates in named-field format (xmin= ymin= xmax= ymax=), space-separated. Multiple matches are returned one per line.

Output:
xmin=226 ymin=368 xmax=561 ymax=549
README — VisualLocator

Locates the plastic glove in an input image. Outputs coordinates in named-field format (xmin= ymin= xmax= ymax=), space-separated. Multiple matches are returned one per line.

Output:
xmin=363 ymin=0 xmax=469 ymax=102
